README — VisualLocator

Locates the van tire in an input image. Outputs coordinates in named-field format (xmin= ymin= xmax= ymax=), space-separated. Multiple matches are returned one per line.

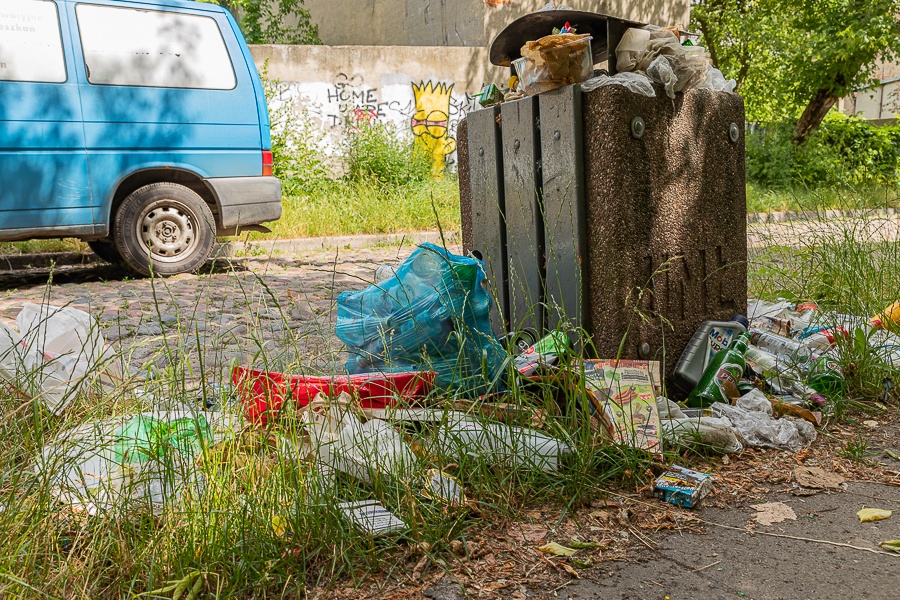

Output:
xmin=114 ymin=183 xmax=215 ymax=276
xmin=87 ymin=240 xmax=123 ymax=264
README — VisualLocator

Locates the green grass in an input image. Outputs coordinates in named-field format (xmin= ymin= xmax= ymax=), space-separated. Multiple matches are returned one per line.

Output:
xmin=0 ymin=239 xmax=87 ymax=256
xmin=260 ymin=176 xmax=461 ymax=239
xmin=747 ymin=183 xmax=900 ymax=214
xmin=2 ymin=180 xmax=900 ymax=596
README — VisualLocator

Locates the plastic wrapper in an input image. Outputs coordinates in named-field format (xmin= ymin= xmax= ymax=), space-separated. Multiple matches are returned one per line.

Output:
xmin=0 ymin=303 xmax=123 ymax=414
xmin=711 ymin=402 xmax=816 ymax=452
xmin=696 ymin=67 xmax=736 ymax=93
xmin=646 ymin=53 xmax=710 ymax=99
xmin=517 ymin=33 xmax=593 ymax=95
xmin=736 ymin=388 xmax=773 ymax=416
xmin=656 ymin=396 xmax=686 ymax=418
xmin=37 ymin=411 xmax=235 ymax=515
xmin=580 ymin=72 xmax=656 ymax=97
xmin=615 ymin=27 xmax=711 ymax=98
xmin=336 ymin=243 xmax=503 ymax=393
xmin=661 ymin=416 xmax=744 ymax=454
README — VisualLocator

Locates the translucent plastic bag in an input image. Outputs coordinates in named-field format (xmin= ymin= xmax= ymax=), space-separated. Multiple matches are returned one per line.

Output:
xmin=696 ymin=67 xmax=737 ymax=93
xmin=37 ymin=411 xmax=232 ymax=515
xmin=711 ymin=402 xmax=816 ymax=452
xmin=581 ymin=72 xmax=656 ymax=97
xmin=0 ymin=303 xmax=124 ymax=414
xmin=661 ymin=416 xmax=743 ymax=454
xmin=336 ymin=243 xmax=503 ymax=393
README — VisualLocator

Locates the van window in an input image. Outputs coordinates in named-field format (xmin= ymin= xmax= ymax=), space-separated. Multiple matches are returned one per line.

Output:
xmin=0 ymin=0 xmax=67 ymax=83
xmin=75 ymin=4 xmax=236 ymax=90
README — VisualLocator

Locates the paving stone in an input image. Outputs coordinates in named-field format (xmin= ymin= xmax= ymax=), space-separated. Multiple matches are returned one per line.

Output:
xmin=136 ymin=323 xmax=163 ymax=336
xmin=0 ymin=245 xmax=434 ymax=380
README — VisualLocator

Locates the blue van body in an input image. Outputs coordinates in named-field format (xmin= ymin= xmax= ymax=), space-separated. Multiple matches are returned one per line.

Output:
xmin=0 ymin=0 xmax=281 ymax=273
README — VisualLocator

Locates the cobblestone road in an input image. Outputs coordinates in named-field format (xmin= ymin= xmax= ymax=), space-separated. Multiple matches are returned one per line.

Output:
xmin=0 ymin=242 xmax=453 ymax=384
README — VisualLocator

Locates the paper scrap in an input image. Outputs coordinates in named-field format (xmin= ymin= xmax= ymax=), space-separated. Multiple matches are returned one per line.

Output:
xmin=751 ymin=502 xmax=797 ymax=525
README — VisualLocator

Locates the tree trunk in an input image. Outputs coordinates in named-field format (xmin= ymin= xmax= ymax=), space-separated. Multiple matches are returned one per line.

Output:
xmin=793 ymin=89 xmax=839 ymax=144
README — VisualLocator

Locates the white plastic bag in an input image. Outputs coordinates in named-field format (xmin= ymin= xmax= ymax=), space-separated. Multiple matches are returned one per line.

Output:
xmin=696 ymin=67 xmax=736 ymax=93
xmin=646 ymin=55 xmax=678 ymax=99
xmin=0 ymin=303 xmax=125 ymax=414
xmin=711 ymin=402 xmax=816 ymax=452
xmin=661 ymin=416 xmax=744 ymax=454
xmin=37 ymin=411 xmax=235 ymax=515
xmin=581 ymin=72 xmax=656 ymax=97
xmin=737 ymin=388 xmax=773 ymax=416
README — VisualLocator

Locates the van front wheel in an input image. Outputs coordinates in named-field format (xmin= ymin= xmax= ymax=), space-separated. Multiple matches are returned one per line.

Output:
xmin=114 ymin=183 xmax=216 ymax=276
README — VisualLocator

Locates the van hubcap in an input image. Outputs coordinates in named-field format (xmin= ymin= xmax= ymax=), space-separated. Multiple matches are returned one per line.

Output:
xmin=138 ymin=201 xmax=198 ymax=262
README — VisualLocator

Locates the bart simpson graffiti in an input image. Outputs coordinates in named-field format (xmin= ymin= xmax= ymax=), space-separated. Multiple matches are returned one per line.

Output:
xmin=411 ymin=81 xmax=457 ymax=175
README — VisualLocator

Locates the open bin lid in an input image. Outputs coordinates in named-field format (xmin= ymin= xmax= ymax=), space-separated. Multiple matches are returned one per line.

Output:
xmin=489 ymin=8 xmax=643 ymax=68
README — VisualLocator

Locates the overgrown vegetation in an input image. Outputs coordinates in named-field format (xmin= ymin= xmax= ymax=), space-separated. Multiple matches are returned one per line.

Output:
xmin=258 ymin=70 xmax=458 ymax=240
xmin=747 ymin=114 xmax=900 ymax=189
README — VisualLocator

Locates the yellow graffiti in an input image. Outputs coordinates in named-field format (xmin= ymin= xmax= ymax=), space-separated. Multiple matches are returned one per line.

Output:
xmin=411 ymin=81 xmax=457 ymax=176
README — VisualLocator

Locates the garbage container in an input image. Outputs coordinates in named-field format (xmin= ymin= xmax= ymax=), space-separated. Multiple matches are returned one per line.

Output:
xmin=458 ymin=16 xmax=747 ymax=377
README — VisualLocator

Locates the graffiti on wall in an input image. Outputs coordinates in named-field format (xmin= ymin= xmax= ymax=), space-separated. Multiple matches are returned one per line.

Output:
xmin=411 ymin=81 xmax=457 ymax=174
xmin=271 ymin=72 xmax=480 ymax=170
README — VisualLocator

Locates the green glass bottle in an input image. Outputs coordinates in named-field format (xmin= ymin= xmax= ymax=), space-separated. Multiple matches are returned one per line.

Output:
xmin=688 ymin=332 xmax=751 ymax=408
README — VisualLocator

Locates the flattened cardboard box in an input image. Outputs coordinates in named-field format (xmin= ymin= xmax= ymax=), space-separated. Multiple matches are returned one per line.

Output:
xmin=583 ymin=360 xmax=662 ymax=455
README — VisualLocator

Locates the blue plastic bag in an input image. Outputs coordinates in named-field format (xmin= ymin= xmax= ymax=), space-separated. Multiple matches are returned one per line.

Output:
xmin=336 ymin=243 xmax=503 ymax=394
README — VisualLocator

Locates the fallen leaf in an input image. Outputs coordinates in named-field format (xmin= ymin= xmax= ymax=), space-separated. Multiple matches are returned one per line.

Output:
xmin=558 ymin=561 xmax=581 ymax=578
xmin=879 ymin=540 xmax=900 ymax=552
xmin=571 ymin=557 xmax=592 ymax=568
xmin=537 ymin=542 xmax=578 ymax=557
xmin=858 ymin=508 xmax=893 ymax=523
xmin=271 ymin=515 xmax=288 ymax=538
xmin=568 ymin=540 xmax=601 ymax=549
xmin=863 ymin=420 xmax=879 ymax=428
xmin=751 ymin=502 xmax=797 ymax=526
xmin=793 ymin=466 xmax=845 ymax=490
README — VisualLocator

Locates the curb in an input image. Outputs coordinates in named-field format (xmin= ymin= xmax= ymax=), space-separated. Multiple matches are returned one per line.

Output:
xmin=0 ymin=231 xmax=461 ymax=272
xmin=747 ymin=207 xmax=898 ymax=224
xmin=218 ymin=230 xmax=459 ymax=256
xmin=0 ymin=252 xmax=100 ymax=272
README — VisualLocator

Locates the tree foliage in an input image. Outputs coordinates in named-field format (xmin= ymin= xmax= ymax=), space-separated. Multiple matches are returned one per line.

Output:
xmin=692 ymin=0 xmax=900 ymax=141
xmin=198 ymin=0 xmax=321 ymax=45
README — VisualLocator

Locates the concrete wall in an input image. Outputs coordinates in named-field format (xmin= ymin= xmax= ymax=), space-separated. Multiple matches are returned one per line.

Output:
xmin=252 ymin=45 xmax=506 ymax=170
xmin=300 ymin=0 xmax=691 ymax=47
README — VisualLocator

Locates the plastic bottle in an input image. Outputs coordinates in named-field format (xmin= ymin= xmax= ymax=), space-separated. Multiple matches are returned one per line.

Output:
xmin=744 ymin=346 xmax=826 ymax=406
xmin=688 ymin=331 xmax=750 ymax=408
xmin=672 ymin=315 xmax=748 ymax=393
xmin=795 ymin=325 xmax=847 ymax=352
xmin=748 ymin=330 xmax=815 ymax=362
xmin=871 ymin=301 xmax=900 ymax=330
xmin=803 ymin=355 xmax=844 ymax=396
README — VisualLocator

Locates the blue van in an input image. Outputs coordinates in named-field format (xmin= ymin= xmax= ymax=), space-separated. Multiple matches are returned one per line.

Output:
xmin=0 ymin=0 xmax=281 ymax=275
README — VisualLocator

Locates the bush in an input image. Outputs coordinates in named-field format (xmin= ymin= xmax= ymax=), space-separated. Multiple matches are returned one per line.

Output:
xmin=342 ymin=117 xmax=432 ymax=186
xmin=261 ymin=66 xmax=331 ymax=196
xmin=746 ymin=113 xmax=900 ymax=188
